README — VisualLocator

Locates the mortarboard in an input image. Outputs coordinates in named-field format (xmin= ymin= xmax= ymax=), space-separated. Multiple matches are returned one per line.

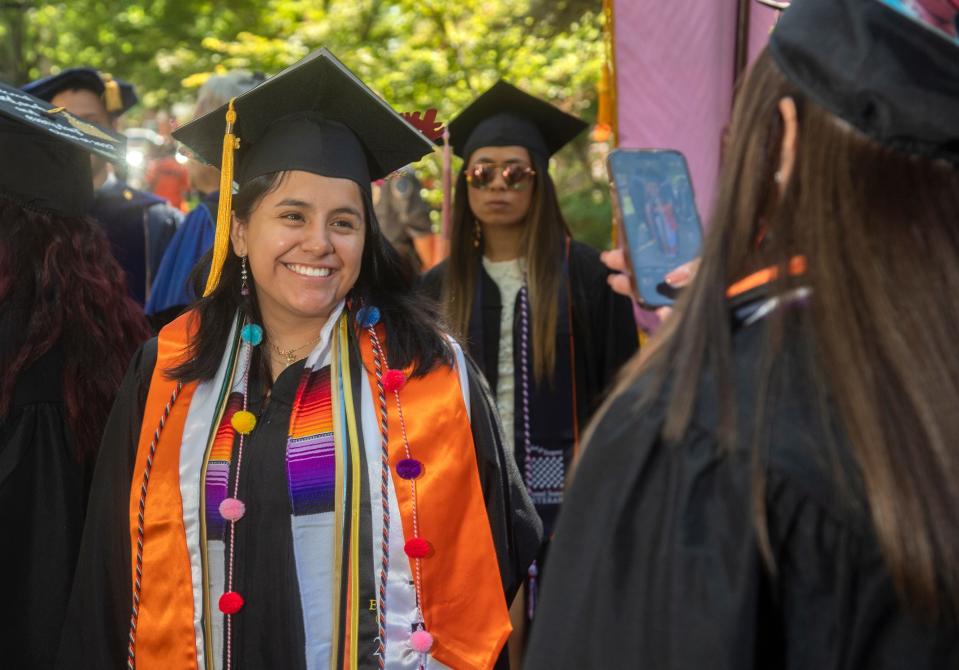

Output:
xmin=172 ymin=47 xmax=435 ymax=296
xmin=769 ymin=0 xmax=959 ymax=163
xmin=0 ymin=81 xmax=125 ymax=216
xmin=448 ymin=80 xmax=588 ymax=164
xmin=22 ymin=67 xmax=138 ymax=116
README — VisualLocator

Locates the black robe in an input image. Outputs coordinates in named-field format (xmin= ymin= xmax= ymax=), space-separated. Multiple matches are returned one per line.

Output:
xmin=421 ymin=240 xmax=638 ymax=534
xmin=56 ymin=336 xmax=541 ymax=669
xmin=524 ymin=287 xmax=959 ymax=669
xmin=0 ymin=331 xmax=94 ymax=669
xmin=91 ymin=179 xmax=181 ymax=306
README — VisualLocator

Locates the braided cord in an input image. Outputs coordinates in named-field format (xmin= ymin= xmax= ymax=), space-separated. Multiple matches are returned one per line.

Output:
xmin=368 ymin=326 xmax=390 ymax=667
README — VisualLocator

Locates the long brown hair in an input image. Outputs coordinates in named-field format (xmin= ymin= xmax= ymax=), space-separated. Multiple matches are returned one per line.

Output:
xmin=0 ymin=195 xmax=151 ymax=458
xmin=441 ymin=164 xmax=569 ymax=381
xmin=602 ymin=50 xmax=959 ymax=617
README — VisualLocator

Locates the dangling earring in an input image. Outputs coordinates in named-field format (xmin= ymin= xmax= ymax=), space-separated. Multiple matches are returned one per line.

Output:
xmin=473 ymin=220 xmax=482 ymax=249
xmin=240 ymin=256 xmax=250 ymax=296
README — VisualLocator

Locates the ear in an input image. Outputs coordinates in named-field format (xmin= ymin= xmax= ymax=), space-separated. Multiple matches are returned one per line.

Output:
xmin=775 ymin=97 xmax=799 ymax=196
xmin=230 ymin=212 xmax=248 ymax=258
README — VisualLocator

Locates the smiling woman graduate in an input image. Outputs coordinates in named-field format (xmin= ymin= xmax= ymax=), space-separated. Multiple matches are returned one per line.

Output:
xmin=57 ymin=49 xmax=541 ymax=670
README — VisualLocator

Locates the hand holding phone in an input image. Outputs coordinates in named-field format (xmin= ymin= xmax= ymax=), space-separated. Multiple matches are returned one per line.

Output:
xmin=607 ymin=149 xmax=704 ymax=308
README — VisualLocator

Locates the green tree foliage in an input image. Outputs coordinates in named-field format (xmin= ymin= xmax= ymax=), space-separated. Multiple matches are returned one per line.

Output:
xmin=0 ymin=0 xmax=614 ymax=248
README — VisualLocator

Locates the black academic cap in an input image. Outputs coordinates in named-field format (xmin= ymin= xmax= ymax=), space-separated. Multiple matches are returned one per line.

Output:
xmin=448 ymin=80 xmax=588 ymax=162
xmin=0 ymin=81 xmax=125 ymax=216
xmin=769 ymin=0 xmax=959 ymax=163
xmin=22 ymin=67 xmax=138 ymax=116
xmin=172 ymin=47 xmax=435 ymax=187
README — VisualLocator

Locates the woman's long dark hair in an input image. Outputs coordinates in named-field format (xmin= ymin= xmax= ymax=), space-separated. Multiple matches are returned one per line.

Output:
xmin=0 ymin=195 xmax=151 ymax=459
xmin=169 ymin=171 xmax=451 ymax=383
xmin=441 ymin=163 xmax=569 ymax=382
xmin=601 ymin=50 xmax=959 ymax=618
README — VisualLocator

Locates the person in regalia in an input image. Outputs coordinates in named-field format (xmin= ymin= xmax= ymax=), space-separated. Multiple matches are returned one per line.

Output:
xmin=0 ymin=81 xmax=150 ymax=669
xmin=420 ymin=81 xmax=638 ymax=664
xmin=56 ymin=49 xmax=540 ymax=670
xmin=525 ymin=0 xmax=959 ymax=667
xmin=22 ymin=68 xmax=182 ymax=306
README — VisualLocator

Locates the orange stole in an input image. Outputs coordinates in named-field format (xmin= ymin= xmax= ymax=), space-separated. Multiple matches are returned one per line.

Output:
xmin=128 ymin=312 xmax=201 ymax=669
xmin=359 ymin=332 xmax=511 ymax=670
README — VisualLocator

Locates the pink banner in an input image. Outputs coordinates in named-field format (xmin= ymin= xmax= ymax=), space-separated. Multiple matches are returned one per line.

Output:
xmin=614 ymin=0 xmax=777 ymax=222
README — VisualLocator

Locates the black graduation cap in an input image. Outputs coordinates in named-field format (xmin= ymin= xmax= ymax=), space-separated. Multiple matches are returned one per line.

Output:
xmin=769 ymin=0 xmax=959 ymax=163
xmin=173 ymin=47 xmax=434 ymax=187
xmin=171 ymin=47 xmax=435 ymax=296
xmin=21 ymin=67 xmax=138 ymax=116
xmin=0 ymin=81 xmax=125 ymax=216
xmin=448 ymin=80 xmax=588 ymax=163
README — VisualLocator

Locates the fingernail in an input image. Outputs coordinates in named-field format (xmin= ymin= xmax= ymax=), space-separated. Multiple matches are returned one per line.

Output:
xmin=665 ymin=268 xmax=690 ymax=285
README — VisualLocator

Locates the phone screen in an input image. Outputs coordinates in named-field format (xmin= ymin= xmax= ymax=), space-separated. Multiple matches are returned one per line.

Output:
xmin=607 ymin=149 xmax=703 ymax=307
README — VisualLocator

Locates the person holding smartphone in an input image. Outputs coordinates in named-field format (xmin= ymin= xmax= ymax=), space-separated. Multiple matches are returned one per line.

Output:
xmin=526 ymin=0 xmax=959 ymax=667
xmin=420 ymin=81 xmax=637 ymax=665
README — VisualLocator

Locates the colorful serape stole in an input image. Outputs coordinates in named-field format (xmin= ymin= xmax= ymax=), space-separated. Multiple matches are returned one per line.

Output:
xmin=287 ymin=366 xmax=336 ymax=515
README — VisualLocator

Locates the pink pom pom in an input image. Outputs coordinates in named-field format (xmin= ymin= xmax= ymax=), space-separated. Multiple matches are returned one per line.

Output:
xmin=404 ymin=537 xmax=432 ymax=558
xmin=409 ymin=629 xmax=434 ymax=653
xmin=218 ymin=591 xmax=244 ymax=614
xmin=382 ymin=369 xmax=407 ymax=393
xmin=219 ymin=497 xmax=246 ymax=522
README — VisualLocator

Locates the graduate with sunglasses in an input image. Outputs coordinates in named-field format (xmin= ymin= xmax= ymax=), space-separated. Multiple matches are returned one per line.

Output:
xmin=421 ymin=81 xmax=637 ymax=662
xmin=56 ymin=51 xmax=541 ymax=670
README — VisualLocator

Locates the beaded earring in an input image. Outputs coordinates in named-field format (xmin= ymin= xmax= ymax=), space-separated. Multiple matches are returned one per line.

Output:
xmin=473 ymin=220 xmax=482 ymax=249
xmin=240 ymin=256 xmax=250 ymax=296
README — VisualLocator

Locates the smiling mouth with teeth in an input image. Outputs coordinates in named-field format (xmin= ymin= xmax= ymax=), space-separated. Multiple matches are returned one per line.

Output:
xmin=285 ymin=263 xmax=334 ymax=278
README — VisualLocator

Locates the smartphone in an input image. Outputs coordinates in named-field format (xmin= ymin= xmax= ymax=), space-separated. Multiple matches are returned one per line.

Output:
xmin=607 ymin=149 xmax=703 ymax=308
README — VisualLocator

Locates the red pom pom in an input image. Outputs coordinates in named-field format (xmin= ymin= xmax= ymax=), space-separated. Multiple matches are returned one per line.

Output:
xmin=218 ymin=591 xmax=244 ymax=614
xmin=404 ymin=537 xmax=432 ymax=558
xmin=383 ymin=369 xmax=407 ymax=393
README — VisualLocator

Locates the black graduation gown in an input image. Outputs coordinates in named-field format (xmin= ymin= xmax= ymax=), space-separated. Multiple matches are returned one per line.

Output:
xmin=0 ymin=332 xmax=94 ymax=669
xmin=91 ymin=179 xmax=181 ymax=306
xmin=524 ymin=290 xmax=959 ymax=670
xmin=56 ymin=336 xmax=541 ymax=669
xmin=421 ymin=240 xmax=638 ymax=534
xmin=422 ymin=240 xmax=637 ymax=429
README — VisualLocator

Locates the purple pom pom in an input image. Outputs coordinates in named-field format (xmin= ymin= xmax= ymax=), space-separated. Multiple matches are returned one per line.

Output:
xmin=396 ymin=458 xmax=423 ymax=480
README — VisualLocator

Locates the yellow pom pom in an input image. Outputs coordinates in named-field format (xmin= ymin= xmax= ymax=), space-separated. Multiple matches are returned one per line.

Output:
xmin=231 ymin=410 xmax=257 ymax=435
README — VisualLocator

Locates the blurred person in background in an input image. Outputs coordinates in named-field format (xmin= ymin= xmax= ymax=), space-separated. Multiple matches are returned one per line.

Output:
xmin=373 ymin=166 xmax=436 ymax=273
xmin=526 ymin=0 xmax=959 ymax=667
xmin=0 ymin=83 xmax=150 ymax=669
xmin=145 ymin=138 xmax=190 ymax=211
xmin=23 ymin=68 xmax=182 ymax=306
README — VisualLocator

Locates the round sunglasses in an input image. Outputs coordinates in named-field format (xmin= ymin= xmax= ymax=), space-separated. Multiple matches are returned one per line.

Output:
xmin=465 ymin=163 xmax=537 ymax=190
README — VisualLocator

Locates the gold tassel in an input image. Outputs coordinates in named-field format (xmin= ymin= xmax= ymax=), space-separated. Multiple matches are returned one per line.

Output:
xmin=100 ymin=73 xmax=123 ymax=113
xmin=203 ymin=97 xmax=240 ymax=297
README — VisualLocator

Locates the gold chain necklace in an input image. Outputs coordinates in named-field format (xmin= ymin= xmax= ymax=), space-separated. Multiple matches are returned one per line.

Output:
xmin=268 ymin=333 xmax=323 ymax=365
